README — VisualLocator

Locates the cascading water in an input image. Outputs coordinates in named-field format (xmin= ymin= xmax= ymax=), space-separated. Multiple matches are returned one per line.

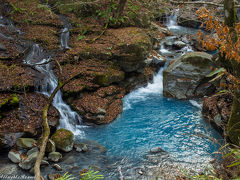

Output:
xmin=59 ymin=15 xmax=71 ymax=50
xmin=24 ymin=44 xmax=84 ymax=136
xmin=166 ymin=9 xmax=179 ymax=30
xmin=83 ymin=12 xmax=223 ymax=179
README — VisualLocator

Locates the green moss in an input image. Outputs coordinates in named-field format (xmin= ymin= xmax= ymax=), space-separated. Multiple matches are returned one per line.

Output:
xmin=10 ymin=94 xmax=19 ymax=105
xmin=51 ymin=128 xmax=74 ymax=152
xmin=94 ymin=70 xmax=125 ymax=86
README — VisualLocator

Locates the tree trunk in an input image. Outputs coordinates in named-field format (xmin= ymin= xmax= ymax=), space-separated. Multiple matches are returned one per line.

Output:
xmin=115 ymin=0 xmax=127 ymax=18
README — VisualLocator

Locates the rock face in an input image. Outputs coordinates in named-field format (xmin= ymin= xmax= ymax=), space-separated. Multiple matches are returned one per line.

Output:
xmin=163 ymin=52 xmax=216 ymax=99
xmin=202 ymin=93 xmax=233 ymax=133
xmin=51 ymin=129 xmax=74 ymax=152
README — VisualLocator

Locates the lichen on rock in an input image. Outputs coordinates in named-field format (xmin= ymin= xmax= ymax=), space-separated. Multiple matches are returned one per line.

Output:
xmin=51 ymin=129 xmax=74 ymax=152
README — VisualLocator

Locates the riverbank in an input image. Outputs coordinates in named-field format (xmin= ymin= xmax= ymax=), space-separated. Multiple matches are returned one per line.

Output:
xmin=0 ymin=0 xmax=235 ymax=179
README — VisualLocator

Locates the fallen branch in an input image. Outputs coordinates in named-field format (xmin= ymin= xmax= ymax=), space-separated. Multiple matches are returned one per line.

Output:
xmin=169 ymin=0 xmax=240 ymax=8
xmin=118 ymin=166 xmax=124 ymax=180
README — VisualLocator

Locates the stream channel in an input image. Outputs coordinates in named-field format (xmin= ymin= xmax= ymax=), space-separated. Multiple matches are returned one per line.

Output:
xmin=0 ymin=10 xmax=224 ymax=180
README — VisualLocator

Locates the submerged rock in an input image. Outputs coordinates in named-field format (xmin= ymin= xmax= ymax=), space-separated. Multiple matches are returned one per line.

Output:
xmin=47 ymin=139 xmax=56 ymax=153
xmin=51 ymin=129 xmax=74 ymax=152
xmin=163 ymin=52 xmax=216 ymax=99
xmin=48 ymin=152 xmax=62 ymax=162
xmin=173 ymin=41 xmax=186 ymax=49
xmin=74 ymin=143 xmax=88 ymax=152
xmin=53 ymin=164 xmax=62 ymax=171
xmin=150 ymin=147 xmax=165 ymax=154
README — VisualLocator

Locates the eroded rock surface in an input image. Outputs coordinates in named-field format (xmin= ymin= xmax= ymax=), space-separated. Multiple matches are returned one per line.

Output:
xmin=163 ymin=52 xmax=216 ymax=99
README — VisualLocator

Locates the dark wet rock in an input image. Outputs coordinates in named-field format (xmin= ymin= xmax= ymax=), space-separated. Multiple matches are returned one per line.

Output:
xmin=178 ymin=16 xmax=202 ymax=29
xmin=0 ymin=132 xmax=24 ymax=150
xmin=48 ymin=152 xmax=62 ymax=162
xmin=27 ymin=147 xmax=39 ymax=156
xmin=16 ymin=138 xmax=37 ymax=149
xmin=19 ymin=151 xmax=38 ymax=170
xmin=46 ymin=139 xmax=56 ymax=153
xmin=163 ymin=52 xmax=216 ymax=99
xmin=173 ymin=41 xmax=186 ymax=49
xmin=147 ymin=50 xmax=166 ymax=70
xmin=202 ymin=92 xmax=233 ymax=133
xmin=41 ymin=160 xmax=50 ymax=166
xmin=150 ymin=147 xmax=165 ymax=154
xmin=74 ymin=143 xmax=88 ymax=152
xmin=51 ymin=129 xmax=74 ymax=152
xmin=8 ymin=149 xmax=21 ymax=163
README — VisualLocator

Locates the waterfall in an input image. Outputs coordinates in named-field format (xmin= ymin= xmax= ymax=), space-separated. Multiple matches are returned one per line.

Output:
xmin=24 ymin=45 xmax=84 ymax=136
xmin=166 ymin=9 xmax=179 ymax=30
xmin=59 ymin=15 xmax=72 ymax=50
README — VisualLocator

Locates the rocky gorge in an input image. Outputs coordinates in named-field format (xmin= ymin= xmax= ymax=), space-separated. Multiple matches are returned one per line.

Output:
xmin=0 ymin=0 xmax=237 ymax=179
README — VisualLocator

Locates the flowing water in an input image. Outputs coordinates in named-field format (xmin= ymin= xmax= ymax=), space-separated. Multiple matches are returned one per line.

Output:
xmin=24 ymin=43 xmax=84 ymax=136
xmin=0 ymin=10 xmax=224 ymax=180
xmin=79 ymin=12 xmax=224 ymax=179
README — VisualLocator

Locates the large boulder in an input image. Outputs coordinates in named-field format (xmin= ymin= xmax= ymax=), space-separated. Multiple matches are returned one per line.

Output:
xmin=51 ymin=129 xmax=74 ymax=152
xmin=163 ymin=52 xmax=216 ymax=99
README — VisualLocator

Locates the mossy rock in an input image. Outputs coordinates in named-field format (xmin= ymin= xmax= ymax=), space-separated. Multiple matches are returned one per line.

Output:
xmin=16 ymin=138 xmax=37 ymax=149
xmin=0 ymin=94 xmax=19 ymax=109
xmin=0 ymin=94 xmax=19 ymax=118
xmin=94 ymin=70 xmax=125 ymax=86
xmin=51 ymin=129 xmax=74 ymax=152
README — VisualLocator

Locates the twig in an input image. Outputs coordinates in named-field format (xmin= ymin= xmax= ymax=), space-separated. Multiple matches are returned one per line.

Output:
xmin=92 ymin=22 xmax=108 ymax=43
xmin=118 ymin=166 xmax=124 ymax=180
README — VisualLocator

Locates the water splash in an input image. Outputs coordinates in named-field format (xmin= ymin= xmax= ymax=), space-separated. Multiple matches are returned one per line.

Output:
xmin=24 ymin=44 xmax=84 ymax=136
xmin=189 ymin=100 xmax=202 ymax=109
